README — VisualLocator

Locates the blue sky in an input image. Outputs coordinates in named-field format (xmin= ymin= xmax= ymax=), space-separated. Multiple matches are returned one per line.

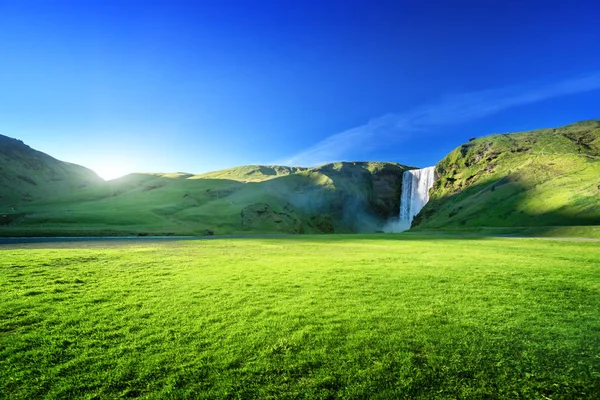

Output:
xmin=1 ymin=0 xmax=599 ymax=179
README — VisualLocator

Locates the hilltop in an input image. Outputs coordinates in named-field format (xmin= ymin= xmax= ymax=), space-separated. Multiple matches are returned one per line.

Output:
xmin=412 ymin=119 xmax=600 ymax=235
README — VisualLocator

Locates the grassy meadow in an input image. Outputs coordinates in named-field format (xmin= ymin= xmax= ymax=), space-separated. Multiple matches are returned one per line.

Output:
xmin=1 ymin=235 xmax=599 ymax=399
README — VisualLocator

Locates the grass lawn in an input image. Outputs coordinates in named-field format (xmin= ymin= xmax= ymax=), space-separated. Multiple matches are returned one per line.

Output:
xmin=1 ymin=235 xmax=599 ymax=399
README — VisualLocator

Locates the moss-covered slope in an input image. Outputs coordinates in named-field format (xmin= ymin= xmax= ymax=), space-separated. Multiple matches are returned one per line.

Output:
xmin=413 ymin=120 xmax=600 ymax=231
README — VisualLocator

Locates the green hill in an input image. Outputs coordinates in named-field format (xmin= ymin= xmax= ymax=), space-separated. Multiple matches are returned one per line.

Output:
xmin=0 ymin=134 xmax=102 ymax=206
xmin=2 ymin=119 xmax=599 ymax=237
xmin=0 ymin=161 xmax=411 ymax=236
xmin=412 ymin=120 xmax=600 ymax=235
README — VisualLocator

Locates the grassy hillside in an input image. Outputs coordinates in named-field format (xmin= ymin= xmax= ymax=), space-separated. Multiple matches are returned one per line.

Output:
xmin=2 ymin=235 xmax=599 ymax=398
xmin=0 ymin=134 xmax=102 ymax=206
xmin=0 ymin=162 xmax=411 ymax=236
xmin=4 ymin=119 xmax=598 ymax=237
xmin=413 ymin=120 xmax=600 ymax=232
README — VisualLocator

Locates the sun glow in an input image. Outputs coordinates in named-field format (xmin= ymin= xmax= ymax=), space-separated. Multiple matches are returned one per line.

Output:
xmin=91 ymin=162 xmax=133 ymax=181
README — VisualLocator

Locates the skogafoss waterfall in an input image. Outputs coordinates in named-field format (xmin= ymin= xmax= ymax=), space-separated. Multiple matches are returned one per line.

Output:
xmin=398 ymin=166 xmax=436 ymax=231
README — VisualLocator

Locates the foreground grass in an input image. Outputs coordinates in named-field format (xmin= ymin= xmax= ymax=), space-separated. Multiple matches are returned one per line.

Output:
xmin=1 ymin=235 xmax=599 ymax=399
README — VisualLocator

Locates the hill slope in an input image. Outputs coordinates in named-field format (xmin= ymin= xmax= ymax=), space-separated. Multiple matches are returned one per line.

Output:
xmin=413 ymin=120 xmax=600 ymax=233
xmin=0 ymin=161 xmax=411 ymax=236
xmin=0 ymin=134 xmax=102 ymax=206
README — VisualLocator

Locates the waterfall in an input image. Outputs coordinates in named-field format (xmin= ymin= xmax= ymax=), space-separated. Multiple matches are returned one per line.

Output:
xmin=398 ymin=166 xmax=436 ymax=231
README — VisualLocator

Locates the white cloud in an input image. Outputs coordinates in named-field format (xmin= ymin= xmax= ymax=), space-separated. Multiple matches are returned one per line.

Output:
xmin=282 ymin=72 xmax=600 ymax=166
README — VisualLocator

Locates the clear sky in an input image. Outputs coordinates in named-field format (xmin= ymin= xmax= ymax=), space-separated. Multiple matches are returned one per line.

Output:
xmin=1 ymin=0 xmax=600 ymax=180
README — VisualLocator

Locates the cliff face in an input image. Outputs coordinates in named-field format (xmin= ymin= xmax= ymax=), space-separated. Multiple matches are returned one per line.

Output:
xmin=0 ymin=135 xmax=102 ymax=205
xmin=370 ymin=163 xmax=409 ymax=218
xmin=251 ymin=162 xmax=411 ymax=233
xmin=412 ymin=120 xmax=600 ymax=230
xmin=308 ymin=162 xmax=410 ymax=221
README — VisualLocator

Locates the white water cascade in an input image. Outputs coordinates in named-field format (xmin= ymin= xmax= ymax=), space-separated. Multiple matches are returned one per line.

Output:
xmin=398 ymin=166 xmax=436 ymax=231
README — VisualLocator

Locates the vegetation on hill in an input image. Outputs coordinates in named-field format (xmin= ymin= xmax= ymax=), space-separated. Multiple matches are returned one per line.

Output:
xmin=413 ymin=120 xmax=600 ymax=232
xmin=0 ymin=161 xmax=411 ymax=236
xmin=0 ymin=134 xmax=102 ymax=205
xmin=2 ymin=119 xmax=599 ymax=237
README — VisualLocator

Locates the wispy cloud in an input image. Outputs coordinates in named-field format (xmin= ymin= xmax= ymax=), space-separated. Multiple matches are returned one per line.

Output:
xmin=282 ymin=72 xmax=600 ymax=166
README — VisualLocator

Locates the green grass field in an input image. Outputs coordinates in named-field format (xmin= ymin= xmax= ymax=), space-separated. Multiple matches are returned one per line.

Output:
xmin=1 ymin=235 xmax=599 ymax=399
